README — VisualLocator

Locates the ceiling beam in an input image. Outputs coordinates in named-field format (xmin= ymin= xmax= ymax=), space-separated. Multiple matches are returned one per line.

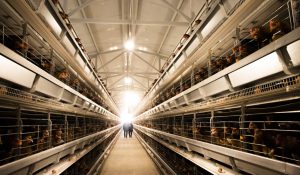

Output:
xmin=98 ymin=71 xmax=159 ymax=75
xmin=130 ymin=74 xmax=156 ymax=80
xmin=102 ymin=74 xmax=123 ymax=80
xmin=130 ymin=0 xmax=139 ymax=38
xmin=67 ymin=0 xmax=103 ymax=17
xmin=97 ymin=51 xmax=125 ymax=71
xmin=107 ymin=75 xmax=126 ymax=88
xmin=111 ymin=89 xmax=145 ymax=92
xmin=131 ymin=76 xmax=148 ymax=89
xmin=135 ymin=49 xmax=168 ymax=59
xmin=132 ymin=52 xmax=160 ymax=72
xmin=69 ymin=18 xmax=189 ymax=26
xmin=90 ymin=48 xmax=168 ymax=59
xmin=75 ymin=0 xmax=108 ymax=73
xmin=147 ymin=0 xmax=184 ymax=78
xmin=109 ymin=85 xmax=146 ymax=91
xmin=159 ymin=0 xmax=192 ymax=22
xmin=88 ymin=49 xmax=124 ymax=57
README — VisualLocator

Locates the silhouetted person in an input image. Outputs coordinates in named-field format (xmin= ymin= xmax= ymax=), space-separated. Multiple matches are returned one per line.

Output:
xmin=128 ymin=123 xmax=133 ymax=138
xmin=123 ymin=123 xmax=129 ymax=138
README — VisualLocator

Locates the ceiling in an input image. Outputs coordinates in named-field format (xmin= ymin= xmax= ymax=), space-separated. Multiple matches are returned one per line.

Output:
xmin=59 ymin=0 xmax=206 ymax=114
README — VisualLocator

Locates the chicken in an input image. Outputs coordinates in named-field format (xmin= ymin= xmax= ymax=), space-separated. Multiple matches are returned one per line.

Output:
xmin=269 ymin=19 xmax=288 ymax=41
xmin=230 ymin=127 xmax=240 ymax=149
xmin=38 ymin=129 xmax=50 ymax=151
xmin=21 ymin=135 xmax=34 ymax=156
xmin=56 ymin=69 xmax=70 ymax=84
xmin=53 ymin=127 xmax=64 ymax=146
xmin=211 ymin=127 xmax=220 ymax=144
xmin=249 ymin=26 xmax=270 ymax=49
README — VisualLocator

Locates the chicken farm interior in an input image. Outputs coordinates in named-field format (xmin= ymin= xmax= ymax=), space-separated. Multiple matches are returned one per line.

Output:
xmin=0 ymin=0 xmax=300 ymax=174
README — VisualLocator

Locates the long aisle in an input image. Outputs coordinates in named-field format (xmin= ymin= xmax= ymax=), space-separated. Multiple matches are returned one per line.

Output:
xmin=99 ymin=131 xmax=161 ymax=175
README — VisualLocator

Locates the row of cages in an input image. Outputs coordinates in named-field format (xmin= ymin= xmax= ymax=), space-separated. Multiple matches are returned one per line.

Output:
xmin=61 ymin=129 xmax=119 ymax=175
xmin=136 ymin=129 xmax=212 ymax=175
xmin=149 ymin=0 xmax=300 ymax=109
xmin=136 ymin=98 xmax=300 ymax=167
xmin=147 ymin=0 xmax=247 ymax=96
xmin=0 ymin=106 xmax=119 ymax=166
xmin=0 ymin=0 xmax=115 ymax=112
xmin=0 ymin=21 xmax=111 ymax=111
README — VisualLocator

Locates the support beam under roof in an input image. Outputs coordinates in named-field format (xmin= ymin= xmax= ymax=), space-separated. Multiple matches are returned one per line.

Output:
xmin=88 ymin=49 xmax=124 ymax=57
xmin=159 ymin=0 xmax=192 ymax=22
xmin=69 ymin=18 xmax=189 ymax=26
xmin=135 ymin=49 xmax=168 ymax=59
xmin=67 ymin=0 xmax=103 ymax=17
xmin=133 ymin=52 xmax=160 ymax=72
xmin=98 ymin=71 xmax=159 ymax=75
xmin=96 ymin=51 xmax=125 ymax=71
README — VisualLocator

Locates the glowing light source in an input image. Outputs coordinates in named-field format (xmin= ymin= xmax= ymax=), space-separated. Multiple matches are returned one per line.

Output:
xmin=123 ymin=91 xmax=140 ymax=107
xmin=109 ymin=46 xmax=118 ymax=50
xmin=124 ymin=77 xmax=132 ymax=85
xmin=138 ymin=46 xmax=148 ymax=51
xmin=120 ymin=112 xmax=133 ymax=124
xmin=124 ymin=39 xmax=135 ymax=50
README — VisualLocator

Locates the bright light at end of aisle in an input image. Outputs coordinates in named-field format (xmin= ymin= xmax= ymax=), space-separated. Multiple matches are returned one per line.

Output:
xmin=121 ymin=113 xmax=133 ymax=124
xmin=124 ymin=91 xmax=140 ymax=106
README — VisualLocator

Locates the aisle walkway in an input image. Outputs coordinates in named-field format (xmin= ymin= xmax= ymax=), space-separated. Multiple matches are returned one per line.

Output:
xmin=99 ymin=131 xmax=160 ymax=175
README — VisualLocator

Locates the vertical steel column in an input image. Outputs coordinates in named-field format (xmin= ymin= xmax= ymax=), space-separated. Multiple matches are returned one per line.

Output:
xmin=64 ymin=115 xmax=68 ymax=142
xmin=75 ymin=116 xmax=79 ymax=138
xmin=192 ymin=113 xmax=196 ymax=139
xmin=83 ymin=116 xmax=87 ymax=136
xmin=180 ymin=77 xmax=183 ymax=92
xmin=49 ymin=49 xmax=55 ymax=75
xmin=16 ymin=107 xmax=22 ymax=156
xmin=210 ymin=110 xmax=215 ymax=143
xmin=22 ymin=23 xmax=28 ymax=57
xmin=191 ymin=64 xmax=195 ymax=86
xmin=181 ymin=115 xmax=184 ymax=136
xmin=208 ymin=53 xmax=212 ymax=77
xmin=287 ymin=0 xmax=300 ymax=29
xmin=36 ymin=124 xmax=40 ymax=151
xmin=173 ymin=116 xmax=176 ymax=134
xmin=47 ymin=112 xmax=52 ymax=148
xmin=240 ymin=104 xmax=246 ymax=150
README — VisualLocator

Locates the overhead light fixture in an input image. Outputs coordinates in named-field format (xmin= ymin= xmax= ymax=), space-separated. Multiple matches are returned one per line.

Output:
xmin=123 ymin=91 xmax=140 ymax=107
xmin=109 ymin=46 xmax=118 ymax=50
xmin=124 ymin=39 xmax=135 ymax=51
xmin=124 ymin=76 xmax=132 ymax=84
xmin=138 ymin=46 xmax=148 ymax=51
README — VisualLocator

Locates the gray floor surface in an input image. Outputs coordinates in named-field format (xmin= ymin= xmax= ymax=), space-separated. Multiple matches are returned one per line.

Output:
xmin=99 ymin=131 xmax=161 ymax=175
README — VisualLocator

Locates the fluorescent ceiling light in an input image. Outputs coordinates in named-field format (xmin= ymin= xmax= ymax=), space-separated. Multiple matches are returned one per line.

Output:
xmin=138 ymin=46 xmax=147 ymax=51
xmin=109 ymin=46 xmax=118 ymax=50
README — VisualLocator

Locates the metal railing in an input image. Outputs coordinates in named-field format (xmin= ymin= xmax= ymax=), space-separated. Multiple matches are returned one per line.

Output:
xmin=137 ymin=97 xmax=300 ymax=166
xmin=0 ymin=84 xmax=62 ymax=106
xmin=0 ymin=22 xmax=111 ymax=112
xmin=62 ymin=129 xmax=120 ymax=175
xmin=149 ymin=0 xmax=297 ymax=109
xmin=0 ymin=105 xmax=118 ymax=166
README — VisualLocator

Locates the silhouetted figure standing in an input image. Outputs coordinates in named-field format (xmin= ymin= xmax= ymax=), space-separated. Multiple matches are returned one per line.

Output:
xmin=128 ymin=123 xmax=133 ymax=138
xmin=123 ymin=123 xmax=129 ymax=138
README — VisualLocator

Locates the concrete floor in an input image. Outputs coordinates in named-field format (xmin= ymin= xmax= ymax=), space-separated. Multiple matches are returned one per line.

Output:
xmin=99 ymin=131 xmax=161 ymax=175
